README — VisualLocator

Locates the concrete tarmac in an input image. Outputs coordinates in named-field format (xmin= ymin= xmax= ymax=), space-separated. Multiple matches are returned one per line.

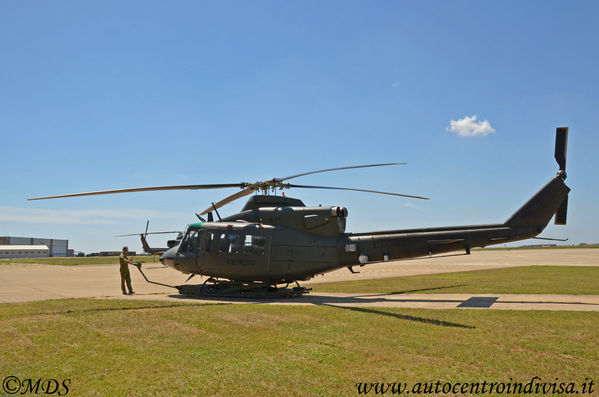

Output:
xmin=1 ymin=249 xmax=598 ymax=310
xmin=121 ymin=292 xmax=599 ymax=312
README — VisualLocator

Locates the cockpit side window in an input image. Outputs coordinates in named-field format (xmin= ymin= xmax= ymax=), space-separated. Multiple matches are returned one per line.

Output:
xmin=180 ymin=229 xmax=200 ymax=254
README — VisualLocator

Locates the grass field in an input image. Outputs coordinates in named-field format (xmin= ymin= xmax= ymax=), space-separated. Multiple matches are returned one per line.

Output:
xmin=309 ymin=266 xmax=599 ymax=295
xmin=0 ymin=298 xmax=597 ymax=396
xmin=0 ymin=255 xmax=157 ymax=266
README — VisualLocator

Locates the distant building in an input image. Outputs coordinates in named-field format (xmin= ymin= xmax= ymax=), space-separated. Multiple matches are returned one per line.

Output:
xmin=0 ymin=245 xmax=49 ymax=258
xmin=0 ymin=237 xmax=69 ymax=257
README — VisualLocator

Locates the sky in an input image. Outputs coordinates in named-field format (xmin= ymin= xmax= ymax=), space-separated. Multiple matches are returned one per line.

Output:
xmin=1 ymin=1 xmax=598 ymax=253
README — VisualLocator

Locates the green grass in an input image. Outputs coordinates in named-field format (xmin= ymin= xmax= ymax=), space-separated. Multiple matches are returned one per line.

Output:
xmin=309 ymin=266 xmax=599 ymax=295
xmin=0 ymin=255 xmax=157 ymax=266
xmin=0 ymin=299 xmax=597 ymax=396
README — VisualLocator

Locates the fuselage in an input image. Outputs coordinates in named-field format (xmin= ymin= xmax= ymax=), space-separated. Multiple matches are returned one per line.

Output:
xmin=160 ymin=219 xmax=540 ymax=283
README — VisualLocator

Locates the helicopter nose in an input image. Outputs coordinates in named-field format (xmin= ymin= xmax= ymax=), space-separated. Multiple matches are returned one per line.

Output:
xmin=160 ymin=247 xmax=177 ymax=269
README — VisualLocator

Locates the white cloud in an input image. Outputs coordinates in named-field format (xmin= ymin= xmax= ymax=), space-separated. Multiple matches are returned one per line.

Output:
xmin=448 ymin=115 xmax=495 ymax=137
xmin=0 ymin=207 xmax=186 ymax=224
xmin=402 ymin=202 xmax=418 ymax=210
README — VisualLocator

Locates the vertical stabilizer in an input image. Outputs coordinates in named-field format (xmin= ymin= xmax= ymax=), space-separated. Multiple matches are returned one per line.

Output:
xmin=505 ymin=128 xmax=570 ymax=228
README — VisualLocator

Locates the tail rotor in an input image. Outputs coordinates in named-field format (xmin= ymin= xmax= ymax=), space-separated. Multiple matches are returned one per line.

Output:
xmin=554 ymin=127 xmax=569 ymax=225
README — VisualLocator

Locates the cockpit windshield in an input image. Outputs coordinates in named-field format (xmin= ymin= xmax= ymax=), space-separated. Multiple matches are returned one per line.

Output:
xmin=179 ymin=227 xmax=200 ymax=254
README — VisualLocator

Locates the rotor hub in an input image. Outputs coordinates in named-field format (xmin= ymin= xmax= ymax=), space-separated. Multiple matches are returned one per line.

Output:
xmin=557 ymin=170 xmax=567 ymax=180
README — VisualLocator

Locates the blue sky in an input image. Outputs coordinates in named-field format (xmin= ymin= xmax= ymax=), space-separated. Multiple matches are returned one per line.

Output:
xmin=1 ymin=1 xmax=597 ymax=253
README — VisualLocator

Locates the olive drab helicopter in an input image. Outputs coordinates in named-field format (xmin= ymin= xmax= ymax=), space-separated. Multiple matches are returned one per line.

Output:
xmin=115 ymin=220 xmax=183 ymax=257
xmin=29 ymin=128 xmax=570 ymax=298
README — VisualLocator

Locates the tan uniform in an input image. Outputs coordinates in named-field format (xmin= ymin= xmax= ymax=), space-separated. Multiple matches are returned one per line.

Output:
xmin=119 ymin=253 xmax=133 ymax=294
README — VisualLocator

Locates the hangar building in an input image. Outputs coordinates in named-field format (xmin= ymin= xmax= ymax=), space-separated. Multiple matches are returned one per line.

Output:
xmin=0 ymin=237 xmax=69 ymax=257
xmin=0 ymin=245 xmax=49 ymax=259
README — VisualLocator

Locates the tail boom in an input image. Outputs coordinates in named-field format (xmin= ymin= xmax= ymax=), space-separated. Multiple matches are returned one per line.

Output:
xmin=337 ymin=175 xmax=570 ymax=267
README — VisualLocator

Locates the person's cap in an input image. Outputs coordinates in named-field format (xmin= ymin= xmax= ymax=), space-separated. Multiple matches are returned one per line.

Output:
xmin=123 ymin=246 xmax=128 ymax=251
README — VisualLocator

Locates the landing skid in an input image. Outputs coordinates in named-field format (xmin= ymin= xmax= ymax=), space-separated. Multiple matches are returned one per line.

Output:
xmin=134 ymin=265 xmax=310 ymax=299
xmin=176 ymin=279 xmax=311 ymax=299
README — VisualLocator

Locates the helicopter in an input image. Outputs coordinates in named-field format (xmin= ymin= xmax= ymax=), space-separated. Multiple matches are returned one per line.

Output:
xmin=29 ymin=128 xmax=570 ymax=298
xmin=115 ymin=220 xmax=182 ymax=256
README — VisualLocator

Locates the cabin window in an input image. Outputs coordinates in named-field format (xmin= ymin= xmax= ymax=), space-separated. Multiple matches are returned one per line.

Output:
xmin=218 ymin=233 xmax=228 ymax=253
xmin=219 ymin=233 xmax=242 ymax=254
xmin=244 ymin=234 xmax=265 ymax=255
xmin=204 ymin=233 xmax=213 ymax=253
xmin=228 ymin=234 xmax=241 ymax=254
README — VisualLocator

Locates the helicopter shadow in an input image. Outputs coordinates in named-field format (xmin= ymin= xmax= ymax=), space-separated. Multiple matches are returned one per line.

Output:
xmin=166 ymin=288 xmax=476 ymax=329
xmin=299 ymin=293 xmax=475 ymax=329
xmin=315 ymin=304 xmax=475 ymax=329
xmin=348 ymin=284 xmax=468 ymax=298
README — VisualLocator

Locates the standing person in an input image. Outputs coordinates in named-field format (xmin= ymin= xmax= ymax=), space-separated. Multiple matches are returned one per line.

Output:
xmin=119 ymin=246 xmax=135 ymax=295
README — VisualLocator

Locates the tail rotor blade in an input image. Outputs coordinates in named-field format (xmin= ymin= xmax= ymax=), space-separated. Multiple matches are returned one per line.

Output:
xmin=554 ymin=127 xmax=569 ymax=225
xmin=555 ymin=196 xmax=568 ymax=225
xmin=555 ymin=127 xmax=568 ymax=172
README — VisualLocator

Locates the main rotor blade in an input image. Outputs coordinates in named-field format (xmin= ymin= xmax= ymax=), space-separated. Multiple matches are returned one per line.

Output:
xmin=287 ymin=184 xmax=429 ymax=200
xmin=199 ymin=187 xmax=255 ymax=216
xmin=279 ymin=162 xmax=406 ymax=181
xmin=115 ymin=231 xmax=181 ymax=237
xmin=28 ymin=183 xmax=247 ymax=201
